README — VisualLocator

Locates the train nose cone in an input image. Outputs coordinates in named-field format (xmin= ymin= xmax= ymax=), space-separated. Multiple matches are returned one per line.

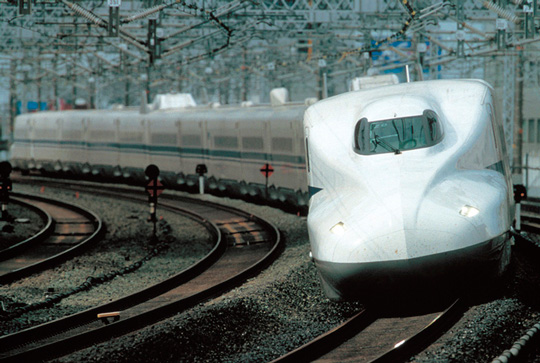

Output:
xmin=344 ymin=227 xmax=460 ymax=263
xmin=309 ymin=183 xmax=483 ymax=264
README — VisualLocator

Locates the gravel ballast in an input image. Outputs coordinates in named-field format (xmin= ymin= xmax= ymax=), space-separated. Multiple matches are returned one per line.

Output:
xmin=0 ymin=184 xmax=214 ymax=335
xmin=0 ymin=201 xmax=45 ymax=249
xmin=1 ymin=181 xmax=540 ymax=362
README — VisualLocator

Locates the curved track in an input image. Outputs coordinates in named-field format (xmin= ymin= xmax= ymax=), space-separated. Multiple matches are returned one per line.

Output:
xmin=0 ymin=193 xmax=104 ymax=285
xmin=0 ymin=183 xmax=282 ymax=362
xmin=0 ymin=197 xmax=53 ymax=258
xmin=490 ymin=211 xmax=540 ymax=363
xmin=272 ymin=299 xmax=464 ymax=362
xmin=521 ymin=199 xmax=540 ymax=233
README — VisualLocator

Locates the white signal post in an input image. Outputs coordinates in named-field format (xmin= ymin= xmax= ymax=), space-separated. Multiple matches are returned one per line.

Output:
xmin=196 ymin=164 xmax=207 ymax=195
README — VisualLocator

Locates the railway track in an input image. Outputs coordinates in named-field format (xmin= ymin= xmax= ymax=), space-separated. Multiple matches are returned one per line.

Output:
xmin=272 ymin=298 xmax=464 ymax=362
xmin=489 ymin=212 xmax=540 ymax=363
xmin=0 ymin=182 xmax=282 ymax=362
xmin=0 ymin=196 xmax=52 ymax=256
xmin=521 ymin=199 xmax=540 ymax=233
xmin=0 ymin=192 xmax=104 ymax=285
xmin=8 ymin=175 xmax=540 ymax=362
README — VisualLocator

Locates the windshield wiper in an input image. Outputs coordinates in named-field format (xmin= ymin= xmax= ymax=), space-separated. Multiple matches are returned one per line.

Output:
xmin=374 ymin=135 xmax=401 ymax=155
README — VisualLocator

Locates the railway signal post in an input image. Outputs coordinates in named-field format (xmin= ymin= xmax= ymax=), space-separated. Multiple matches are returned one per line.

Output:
xmin=514 ymin=184 xmax=527 ymax=231
xmin=260 ymin=163 xmax=274 ymax=199
xmin=0 ymin=161 xmax=12 ymax=221
xmin=145 ymin=164 xmax=164 ymax=241
xmin=196 ymin=164 xmax=207 ymax=195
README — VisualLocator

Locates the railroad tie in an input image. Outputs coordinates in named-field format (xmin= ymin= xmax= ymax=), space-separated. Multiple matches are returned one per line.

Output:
xmin=219 ymin=221 xmax=267 ymax=246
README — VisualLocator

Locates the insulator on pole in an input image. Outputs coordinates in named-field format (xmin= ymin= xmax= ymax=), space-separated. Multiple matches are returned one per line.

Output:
xmin=483 ymin=0 xmax=520 ymax=24
xmin=61 ymin=0 xmax=106 ymax=27
xmin=122 ymin=4 xmax=168 ymax=23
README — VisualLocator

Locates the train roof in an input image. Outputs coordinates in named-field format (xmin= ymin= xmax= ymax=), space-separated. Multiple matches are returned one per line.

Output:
xmin=15 ymin=100 xmax=309 ymax=121
xmin=305 ymin=79 xmax=492 ymax=132
xmin=307 ymin=79 xmax=490 ymax=120
xmin=303 ymin=79 xmax=496 ymax=161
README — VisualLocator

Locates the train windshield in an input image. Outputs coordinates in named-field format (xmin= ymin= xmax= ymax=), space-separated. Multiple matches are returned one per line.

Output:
xmin=354 ymin=110 xmax=443 ymax=155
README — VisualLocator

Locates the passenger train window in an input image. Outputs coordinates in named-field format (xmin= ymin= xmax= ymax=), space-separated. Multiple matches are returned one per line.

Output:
xmin=215 ymin=136 xmax=238 ymax=149
xmin=242 ymin=137 xmax=264 ymax=150
xmin=36 ymin=129 xmax=56 ymax=140
xmin=528 ymin=119 xmax=535 ymax=143
xmin=151 ymin=133 xmax=177 ymax=145
xmin=354 ymin=110 xmax=443 ymax=155
xmin=90 ymin=130 xmax=114 ymax=141
xmin=182 ymin=134 xmax=201 ymax=147
xmin=426 ymin=111 xmax=440 ymax=140
xmin=272 ymin=137 xmax=293 ymax=152
xmin=119 ymin=131 xmax=143 ymax=143
xmin=305 ymin=137 xmax=310 ymax=173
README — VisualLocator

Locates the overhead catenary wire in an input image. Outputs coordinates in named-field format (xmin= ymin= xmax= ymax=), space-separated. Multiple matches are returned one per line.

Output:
xmin=334 ymin=0 xmax=418 ymax=62
xmin=60 ymin=0 xmax=149 ymax=53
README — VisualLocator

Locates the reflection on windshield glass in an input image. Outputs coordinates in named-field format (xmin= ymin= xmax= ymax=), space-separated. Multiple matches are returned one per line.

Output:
xmin=355 ymin=110 xmax=443 ymax=155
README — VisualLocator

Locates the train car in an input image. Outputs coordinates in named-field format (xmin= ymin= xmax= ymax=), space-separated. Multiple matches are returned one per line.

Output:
xmin=86 ymin=111 xmax=125 ymax=178
xmin=304 ymin=79 xmax=515 ymax=300
xmin=0 ymin=115 xmax=9 ymax=161
xmin=10 ymin=79 xmax=518 ymax=301
xmin=10 ymin=95 xmax=309 ymax=210
xmin=520 ymin=88 xmax=540 ymax=198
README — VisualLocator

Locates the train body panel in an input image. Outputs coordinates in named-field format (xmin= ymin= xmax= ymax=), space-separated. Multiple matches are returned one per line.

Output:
xmin=0 ymin=114 xmax=9 ymax=161
xmin=32 ymin=113 xmax=60 ymax=173
xmin=176 ymin=112 xmax=208 ymax=187
xmin=86 ymin=112 xmax=122 ymax=178
xmin=11 ymin=102 xmax=310 ymax=208
xmin=237 ymin=118 xmax=270 ymax=196
xmin=267 ymin=112 xmax=306 ymax=200
xmin=117 ymin=116 xmax=148 ymax=181
xmin=206 ymin=114 xmax=243 ymax=189
xmin=59 ymin=116 xmax=86 ymax=174
xmin=304 ymin=79 xmax=515 ymax=300
xmin=11 ymin=114 xmax=32 ymax=170
xmin=146 ymin=113 xmax=182 ymax=187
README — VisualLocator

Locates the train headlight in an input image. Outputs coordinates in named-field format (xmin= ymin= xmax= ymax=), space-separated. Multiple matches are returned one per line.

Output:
xmin=330 ymin=222 xmax=346 ymax=235
xmin=459 ymin=205 xmax=479 ymax=217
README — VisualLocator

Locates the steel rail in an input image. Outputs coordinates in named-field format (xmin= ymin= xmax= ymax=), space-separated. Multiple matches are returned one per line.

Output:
xmin=271 ymin=298 xmax=464 ymax=363
xmin=0 ymin=197 xmax=224 ymax=362
xmin=0 ymin=197 xmax=54 ymax=261
xmin=491 ymin=229 xmax=540 ymax=362
xmin=269 ymin=309 xmax=377 ymax=363
xmin=520 ymin=199 xmax=540 ymax=233
xmin=370 ymin=299 xmax=465 ymax=363
xmin=0 ymin=192 xmax=104 ymax=285
xmin=0 ymin=186 xmax=281 ymax=362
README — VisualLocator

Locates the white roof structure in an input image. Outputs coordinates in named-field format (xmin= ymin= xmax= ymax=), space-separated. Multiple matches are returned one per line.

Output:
xmin=348 ymin=74 xmax=400 ymax=91
xmin=152 ymin=93 xmax=197 ymax=110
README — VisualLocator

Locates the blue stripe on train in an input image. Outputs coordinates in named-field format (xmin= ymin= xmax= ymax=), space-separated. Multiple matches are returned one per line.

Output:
xmin=17 ymin=139 xmax=306 ymax=167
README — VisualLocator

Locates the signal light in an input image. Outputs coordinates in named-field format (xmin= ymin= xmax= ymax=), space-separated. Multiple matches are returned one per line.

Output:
xmin=513 ymin=184 xmax=527 ymax=203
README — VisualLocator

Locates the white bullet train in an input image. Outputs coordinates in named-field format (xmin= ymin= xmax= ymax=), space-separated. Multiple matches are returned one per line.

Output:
xmin=10 ymin=79 xmax=516 ymax=300
xmin=304 ymin=79 xmax=515 ymax=300
xmin=10 ymin=91 xmax=310 ymax=211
